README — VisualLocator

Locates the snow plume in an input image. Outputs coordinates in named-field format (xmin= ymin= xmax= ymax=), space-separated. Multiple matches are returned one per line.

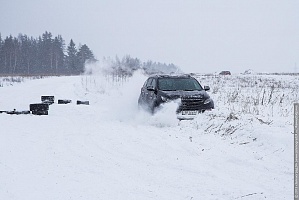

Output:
xmin=97 ymin=70 xmax=180 ymax=126
xmin=79 ymin=69 xmax=147 ymax=121
xmin=104 ymin=70 xmax=147 ymax=121
xmin=84 ymin=60 xmax=109 ymax=76
xmin=79 ymin=68 xmax=181 ymax=126
xmin=148 ymin=101 xmax=180 ymax=127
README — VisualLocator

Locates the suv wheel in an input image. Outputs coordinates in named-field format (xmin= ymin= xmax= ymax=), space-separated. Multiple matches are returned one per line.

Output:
xmin=149 ymin=101 xmax=158 ymax=114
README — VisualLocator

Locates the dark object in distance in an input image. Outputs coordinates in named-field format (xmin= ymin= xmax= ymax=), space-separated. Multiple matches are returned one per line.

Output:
xmin=77 ymin=100 xmax=89 ymax=105
xmin=58 ymin=99 xmax=72 ymax=104
xmin=41 ymin=96 xmax=55 ymax=104
xmin=138 ymin=74 xmax=214 ymax=119
xmin=219 ymin=71 xmax=231 ymax=75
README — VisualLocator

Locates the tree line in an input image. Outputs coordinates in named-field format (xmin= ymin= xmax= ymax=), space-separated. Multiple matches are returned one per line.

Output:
xmin=0 ymin=31 xmax=96 ymax=75
xmin=0 ymin=31 xmax=181 ymax=76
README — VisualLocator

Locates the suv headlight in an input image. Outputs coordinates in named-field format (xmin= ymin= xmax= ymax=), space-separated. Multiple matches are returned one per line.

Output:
xmin=204 ymin=98 xmax=211 ymax=104
xmin=161 ymin=96 xmax=169 ymax=102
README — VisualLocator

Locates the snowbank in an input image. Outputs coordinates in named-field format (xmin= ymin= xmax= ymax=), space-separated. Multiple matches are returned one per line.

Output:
xmin=0 ymin=72 xmax=295 ymax=199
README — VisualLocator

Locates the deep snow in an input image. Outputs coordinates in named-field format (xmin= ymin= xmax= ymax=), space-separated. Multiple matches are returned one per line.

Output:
xmin=0 ymin=72 xmax=295 ymax=200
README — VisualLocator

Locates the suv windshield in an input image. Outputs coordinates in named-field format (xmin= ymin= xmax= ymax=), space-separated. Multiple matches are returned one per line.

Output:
xmin=158 ymin=78 xmax=203 ymax=91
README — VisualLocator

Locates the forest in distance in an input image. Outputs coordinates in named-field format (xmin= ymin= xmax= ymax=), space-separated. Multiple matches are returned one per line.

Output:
xmin=0 ymin=31 xmax=181 ymax=76
xmin=0 ymin=31 xmax=96 ymax=76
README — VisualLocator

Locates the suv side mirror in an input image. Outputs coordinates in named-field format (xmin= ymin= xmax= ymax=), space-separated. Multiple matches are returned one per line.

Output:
xmin=147 ymin=85 xmax=156 ymax=91
xmin=204 ymin=86 xmax=210 ymax=91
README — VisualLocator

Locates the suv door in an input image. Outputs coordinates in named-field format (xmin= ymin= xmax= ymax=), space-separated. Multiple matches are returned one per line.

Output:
xmin=143 ymin=78 xmax=153 ymax=105
xmin=139 ymin=78 xmax=149 ymax=105
xmin=147 ymin=78 xmax=158 ymax=109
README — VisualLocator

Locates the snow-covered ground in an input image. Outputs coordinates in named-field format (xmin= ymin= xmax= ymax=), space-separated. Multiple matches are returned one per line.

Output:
xmin=0 ymin=72 xmax=296 ymax=200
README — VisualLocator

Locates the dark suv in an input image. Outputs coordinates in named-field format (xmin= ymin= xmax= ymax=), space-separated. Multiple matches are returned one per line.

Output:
xmin=138 ymin=74 xmax=214 ymax=119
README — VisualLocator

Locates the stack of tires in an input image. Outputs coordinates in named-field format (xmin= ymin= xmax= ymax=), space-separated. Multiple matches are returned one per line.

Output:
xmin=41 ymin=96 xmax=55 ymax=105
xmin=30 ymin=103 xmax=49 ymax=115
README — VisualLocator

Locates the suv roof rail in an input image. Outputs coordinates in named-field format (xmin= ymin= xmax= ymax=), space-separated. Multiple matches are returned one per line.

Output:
xmin=150 ymin=73 xmax=193 ymax=78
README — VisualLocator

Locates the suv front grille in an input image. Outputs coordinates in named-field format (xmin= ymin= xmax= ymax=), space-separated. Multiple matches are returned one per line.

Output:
xmin=177 ymin=97 xmax=204 ymax=112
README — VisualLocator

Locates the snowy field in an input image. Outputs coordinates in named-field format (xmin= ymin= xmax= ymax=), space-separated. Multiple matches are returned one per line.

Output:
xmin=0 ymin=72 xmax=297 ymax=200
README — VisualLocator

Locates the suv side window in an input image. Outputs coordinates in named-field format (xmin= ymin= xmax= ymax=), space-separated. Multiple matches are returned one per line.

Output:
xmin=146 ymin=78 xmax=153 ymax=87
xmin=151 ymin=78 xmax=157 ymax=88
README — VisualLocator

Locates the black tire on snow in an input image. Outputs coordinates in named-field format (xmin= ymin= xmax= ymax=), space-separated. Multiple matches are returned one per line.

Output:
xmin=20 ymin=110 xmax=31 ymax=114
xmin=30 ymin=103 xmax=49 ymax=112
xmin=58 ymin=99 xmax=72 ymax=104
xmin=32 ymin=110 xmax=48 ymax=115
xmin=77 ymin=100 xmax=89 ymax=105
xmin=41 ymin=96 xmax=55 ymax=104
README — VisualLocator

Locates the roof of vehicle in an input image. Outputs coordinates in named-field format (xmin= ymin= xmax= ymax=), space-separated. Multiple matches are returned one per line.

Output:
xmin=149 ymin=74 xmax=193 ymax=79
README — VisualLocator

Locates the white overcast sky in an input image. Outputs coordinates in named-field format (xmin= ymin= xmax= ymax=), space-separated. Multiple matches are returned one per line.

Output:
xmin=1 ymin=0 xmax=299 ymax=73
